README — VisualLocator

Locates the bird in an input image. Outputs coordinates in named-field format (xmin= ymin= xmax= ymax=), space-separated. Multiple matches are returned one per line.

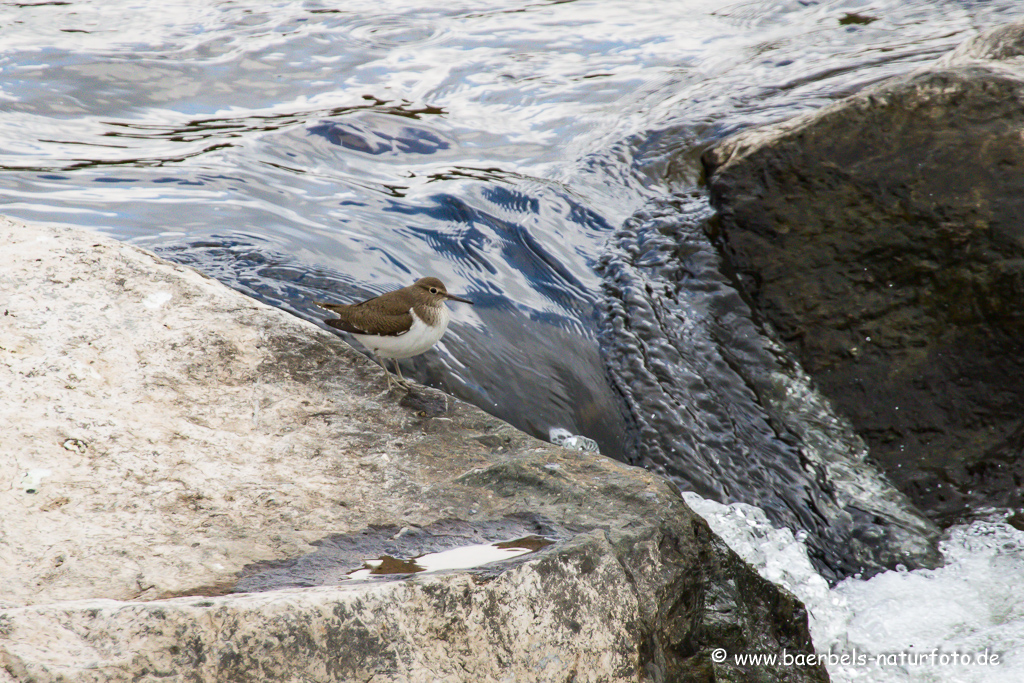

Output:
xmin=316 ymin=276 xmax=473 ymax=390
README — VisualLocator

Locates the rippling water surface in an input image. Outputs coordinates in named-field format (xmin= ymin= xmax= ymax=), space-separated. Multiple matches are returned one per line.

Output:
xmin=2 ymin=0 xmax=1021 ymax=581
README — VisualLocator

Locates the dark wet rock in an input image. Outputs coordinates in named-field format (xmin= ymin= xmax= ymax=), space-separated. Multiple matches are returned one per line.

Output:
xmin=0 ymin=217 xmax=827 ymax=683
xmin=597 ymin=195 xmax=940 ymax=583
xmin=703 ymin=20 xmax=1024 ymax=525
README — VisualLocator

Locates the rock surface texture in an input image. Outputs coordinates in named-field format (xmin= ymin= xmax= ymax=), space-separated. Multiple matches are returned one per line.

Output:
xmin=0 ymin=217 xmax=827 ymax=682
xmin=703 ymin=20 xmax=1024 ymax=524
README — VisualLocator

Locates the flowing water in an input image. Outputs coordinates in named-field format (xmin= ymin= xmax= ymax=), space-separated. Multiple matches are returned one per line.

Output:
xmin=689 ymin=496 xmax=1024 ymax=683
xmin=2 ymin=0 xmax=1023 ymax=679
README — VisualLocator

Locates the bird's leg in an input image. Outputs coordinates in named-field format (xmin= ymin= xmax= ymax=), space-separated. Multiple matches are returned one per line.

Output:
xmin=375 ymin=355 xmax=394 ymax=390
xmin=392 ymin=359 xmax=411 ymax=388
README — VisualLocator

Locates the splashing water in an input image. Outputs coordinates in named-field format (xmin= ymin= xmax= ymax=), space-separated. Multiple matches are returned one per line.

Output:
xmin=687 ymin=493 xmax=1024 ymax=683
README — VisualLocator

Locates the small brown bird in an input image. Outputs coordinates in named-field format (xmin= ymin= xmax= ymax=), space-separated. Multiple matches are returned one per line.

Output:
xmin=316 ymin=277 xmax=473 ymax=389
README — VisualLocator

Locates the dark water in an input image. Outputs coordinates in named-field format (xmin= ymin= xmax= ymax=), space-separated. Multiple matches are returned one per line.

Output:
xmin=1 ymin=0 xmax=1019 ymax=579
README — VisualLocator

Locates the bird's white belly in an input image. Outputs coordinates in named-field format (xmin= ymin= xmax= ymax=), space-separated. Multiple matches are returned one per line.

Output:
xmin=353 ymin=308 xmax=448 ymax=359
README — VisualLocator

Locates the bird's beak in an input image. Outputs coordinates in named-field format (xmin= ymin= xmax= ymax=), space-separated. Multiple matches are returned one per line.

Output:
xmin=445 ymin=293 xmax=474 ymax=305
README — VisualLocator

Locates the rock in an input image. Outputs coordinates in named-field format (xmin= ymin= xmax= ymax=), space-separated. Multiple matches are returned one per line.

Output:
xmin=703 ymin=20 xmax=1024 ymax=523
xmin=596 ymin=197 xmax=941 ymax=583
xmin=0 ymin=217 xmax=827 ymax=682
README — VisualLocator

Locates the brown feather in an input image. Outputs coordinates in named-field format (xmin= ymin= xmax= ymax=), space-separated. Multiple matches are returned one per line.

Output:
xmin=322 ymin=307 xmax=413 ymax=337
xmin=316 ymin=276 xmax=471 ymax=338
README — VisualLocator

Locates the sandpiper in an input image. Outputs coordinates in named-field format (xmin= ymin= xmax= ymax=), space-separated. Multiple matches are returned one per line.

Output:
xmin=316 ymin=276 xmax=473 ymax=389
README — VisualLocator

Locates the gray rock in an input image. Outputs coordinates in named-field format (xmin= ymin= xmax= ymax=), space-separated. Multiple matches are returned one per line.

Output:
xmin=0 ymin=217 xmax=827 ymax=682
xmin=703 ymin=20 xmax=1024 ymax=525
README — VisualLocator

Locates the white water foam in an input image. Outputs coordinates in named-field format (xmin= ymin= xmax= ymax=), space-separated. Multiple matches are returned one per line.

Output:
xmin=683 ymin=492 xmax=1024 ymax=682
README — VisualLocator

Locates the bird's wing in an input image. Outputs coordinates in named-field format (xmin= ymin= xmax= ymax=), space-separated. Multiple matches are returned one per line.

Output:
xmin=323 ymin=307 xmax=414 ymax=337
xmin=315 ymin=291 xmax=390 ymax=313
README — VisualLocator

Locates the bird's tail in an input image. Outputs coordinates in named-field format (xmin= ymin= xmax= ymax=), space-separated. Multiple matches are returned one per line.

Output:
xmin=315 ymin=300 xmax=343 ymax=313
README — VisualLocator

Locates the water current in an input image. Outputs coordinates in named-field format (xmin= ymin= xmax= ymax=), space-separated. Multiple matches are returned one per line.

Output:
xmin=2 ymin=1 xmax=1023 ymax=679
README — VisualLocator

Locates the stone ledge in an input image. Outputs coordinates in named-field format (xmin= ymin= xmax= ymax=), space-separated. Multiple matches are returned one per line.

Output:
xmin=0 ymin=217 xmax=825 ymax=682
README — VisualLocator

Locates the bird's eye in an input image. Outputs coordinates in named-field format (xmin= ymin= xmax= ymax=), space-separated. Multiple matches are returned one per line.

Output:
xmin=430 ymin=287 xmax=438 ymax=294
